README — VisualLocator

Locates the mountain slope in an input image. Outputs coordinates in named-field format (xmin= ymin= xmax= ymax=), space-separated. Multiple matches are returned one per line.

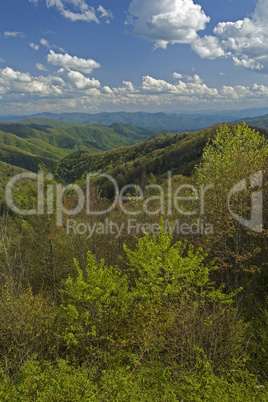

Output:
xmin=54 ymin=125 xmax=223 ymax=189
xmin=55 ymin=123 xmax=268 ymax=195
xmin=238 ymin=114 xmax=268 ymax=129
xmin=20 ymin=118 xmax=82 ymax=129
xmin=65 ymin=123 xmax=154 ymax=150
xmin=0 ymin=121 xmax=155 ymax=172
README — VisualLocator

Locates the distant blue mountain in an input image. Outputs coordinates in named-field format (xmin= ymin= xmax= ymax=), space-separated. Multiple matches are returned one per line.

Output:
xmin=1 ymin=108 xmax=268 ymax=132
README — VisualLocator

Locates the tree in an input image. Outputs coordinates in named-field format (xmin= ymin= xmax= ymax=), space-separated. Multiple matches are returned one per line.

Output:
xmin=194 ymin=123 xmax=268 ymax=306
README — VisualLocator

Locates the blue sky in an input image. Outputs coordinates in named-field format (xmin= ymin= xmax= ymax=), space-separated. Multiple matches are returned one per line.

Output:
xmin=0 ymin=0 xmax=268 ymax=114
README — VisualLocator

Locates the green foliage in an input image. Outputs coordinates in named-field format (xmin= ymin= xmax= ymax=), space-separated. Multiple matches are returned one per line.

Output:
xmin=194 ymin=123 xmax=268 ymax=298
xmin=0 ymin=284 xmax=55 ymax=378
xmin=54 ymin=123 xmax=223 ymax=188
xmin=55 ymin=228 xmax=247 ymax=378
xmin=123 ymin=226 xmax=233 ymax=303
xmin=0 ymin=123 xmax=267 ymax=399
xmin=196 ymin=123 xmax=268 ymax=185
xmin=240 ymin=113 xmax=268 ymax=130
xmin=0 ymin=121 xmax=155 ymax=172
xmin=0 ymin=220 xmax=266 ymax=400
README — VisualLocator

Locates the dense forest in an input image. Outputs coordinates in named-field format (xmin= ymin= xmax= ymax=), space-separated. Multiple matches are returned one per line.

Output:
xmin=0 ymin=122 xmax=267 ymax=400
xmin=0 ymin=121 xmax=155 ymax=172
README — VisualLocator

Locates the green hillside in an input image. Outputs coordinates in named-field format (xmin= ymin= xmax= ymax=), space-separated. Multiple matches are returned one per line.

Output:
xmin=54 ymin=124 xmax=223 ymax=189
xmin=55 ymin=123 xmax=268 ymax=195
xmin=20 ymin=118 xmax=83 ymax=129
xmin=0 ymin=161 xmax=27 ymax=195
xmin=0 ymin=121 xmax=154 ymax=172
xmin=240 ymin=114 xmax=268 ymax=129
xmin=65 ymin=123 xmax=153 ymax=150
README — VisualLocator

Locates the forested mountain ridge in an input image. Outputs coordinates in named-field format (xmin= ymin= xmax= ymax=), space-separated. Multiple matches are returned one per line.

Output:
xmin=0 ymin=121 xmax=155 ymax=171
xmin=3 ymin=109 xmax=268 ymax=132
xmin=239 ymin=114 xmax=268 ymax=129
xmin=56 ymin=123 xmax=265 ymax=187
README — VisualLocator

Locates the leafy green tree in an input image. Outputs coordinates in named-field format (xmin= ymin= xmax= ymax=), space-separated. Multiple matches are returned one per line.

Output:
xmin=195 ymin=123 xmax=268 ymax=302
xmin=58 ymin=227 xmax=247 ymax=379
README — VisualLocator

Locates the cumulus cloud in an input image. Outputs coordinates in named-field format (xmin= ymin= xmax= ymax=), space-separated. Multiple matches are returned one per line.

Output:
xmin=232 ymin=56 xmax=263 ymax=71
xmin=2 ymin=64 xmax=268 ymax=113
xmin=58 ymin=68 xmax=101 ymax=89
xmin=28 ymin=0 xmax=113 ymax=23
xmin=4 ymin=31 xmax=25 ymax=38
xmin=142 ymin=75 xmax=218 ymax=98
xmin=47 ymin=50 xmax=100 ymax=74
xmin=0 ymin=67 xmax=63 ymax=97
xmin=173 ymin=72 xmax=183 ymax=80
xmin=191 ymin=35 xmax=225 ymax=59
xmin=102 ymin=86 xmax=113 ymax=95
xmin=29 ymin=42 xmax=39 ymax=51
xmin=36 ymin=63 xmax=48 ymax=71
xmin=0 ymin=65 xmax=102 ymax=104
xmin=127 ymin=0 xmax=268 ymax=71
xmin=212 ymin=0 xmax=268 ymax=71
xmin=97 ymin=73 xmax=268 ymax=111
xmin=127 ymin=0 xmax=210 ymax=49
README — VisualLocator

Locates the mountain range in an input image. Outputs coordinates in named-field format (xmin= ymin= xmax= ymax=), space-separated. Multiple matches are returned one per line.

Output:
xmin=0 ymin=121 xmax=154 ymax=172
xmin=0 ymin=110 xmax=268 ymax=178
xmin=54 ymin=123 xmax=268 ymax=196
xmin=1 ymin=107 xmax=268 ymax=133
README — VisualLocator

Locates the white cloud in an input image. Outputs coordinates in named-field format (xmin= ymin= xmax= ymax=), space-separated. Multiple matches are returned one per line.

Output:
xmin=58 ymin=68 xmax=101 ymax=89
xmin=232 ymin=56 xmax=263 ymax=71
xmin=47 ymin=50 xmax=100 ymax=74
xmin=0 ymin=65 xmax=102 ymax=106
xmin=40 ymin=38 xmax=50 ymax=48
xmin=102 ymin=86 xmax=113 ymax=95
xmin=186 ymin=74 xmax=203 ymax=84
xmin=127 ymin=0 xmax=210 ymax=49
xmin=4 ymin=31 xmax=25 ymax=38
xmin=173 ymin=72 xmax=183 ymax=80
xmin=28 ymin=0 xmax=113 ymax=23
xmin=97 ymin=5 xmax=113 ymax=22
xmin=40 ymin=38 xmax=65 ymax=52
xmin=2 ymin=64 xmax=268 ymax=113
xmin=29 ymin=42 xmax=39 ymax=51
xmin=127 ymin=0 xmax=268 ymax=71
xmin=46 ymin=0 xmax=98 ymax=23
xmin=0 ymin=58 xmax=5 ymax=63
xmin=142 ymin=75 xmax=218 ymax=98
xmin=36 ymin=63 xmax=48 ymax=71
xmin=122 ymin=81 xmax=136 ymax=92
xmin=0 ymin=67 xmax=63 ymax=97
xmin=191 ymin=35 xmax=225 ymax=59
xmin=211 ymin=0 xmax=268 ymax=71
